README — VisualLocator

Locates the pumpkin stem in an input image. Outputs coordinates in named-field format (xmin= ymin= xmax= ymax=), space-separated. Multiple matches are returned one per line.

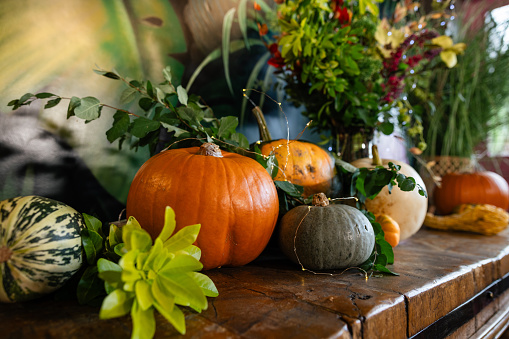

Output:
xmin=252 ymin=106 xmax=272 ymax=142
xmin=312 ymin=193 xmax=330 ymax=207
xmin=372 ymin=144 xmax=383 ymax=166
xmin=0 ymin=246 xmax=12 ymax=263
xmin=200 ymin=143 xmax=223 ymax=157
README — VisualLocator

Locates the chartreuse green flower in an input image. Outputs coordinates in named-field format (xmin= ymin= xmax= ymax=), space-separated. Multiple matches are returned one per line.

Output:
xmin=97 ymin=206 xmax=218 ymax=339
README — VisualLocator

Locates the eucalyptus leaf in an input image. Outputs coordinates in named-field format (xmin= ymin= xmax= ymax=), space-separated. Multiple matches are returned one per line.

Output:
xmin=217 ymin=116 xmax=238 ymax=139
xmin=129 ymin=117 xmax=160 ymax=138
xmin=176 ymin=85 xmax=188 ymax=106
xmin=44 ymin=97 xmax=61 ymax=109
xmin=74 ymin=96 xmax=101 ymax=120
xmin=67 ymin=96 xmax=81 ymax=119
xmin=120 ymin=87 xmax=138 ymax=104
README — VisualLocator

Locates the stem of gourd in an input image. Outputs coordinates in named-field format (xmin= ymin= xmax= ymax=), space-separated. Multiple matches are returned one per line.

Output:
xmin=312 ymin=193 xmax=330 ymax=207
xmin=252 ymin=106 xmax=272 ymax=142
xmin=0 ymin=246 xmax=12 ymax=263
xmin=372 ymin=144 xmax=383 ymax=166
xmin=199 ymin=143 xmax=223 ymax=157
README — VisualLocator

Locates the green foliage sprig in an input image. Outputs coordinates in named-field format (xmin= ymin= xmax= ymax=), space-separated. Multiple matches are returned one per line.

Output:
xmin=79 ymin=207 xmax=218 ymax=338
xmin=336 ymin=161 xmax=427 ymax=275
xmin=8 ymin=67 xmax=249 ymax=155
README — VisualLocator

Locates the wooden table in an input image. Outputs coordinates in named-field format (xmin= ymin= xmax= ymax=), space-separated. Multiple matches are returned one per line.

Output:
xmin=1 ymin=226 xmax=509 ymax=338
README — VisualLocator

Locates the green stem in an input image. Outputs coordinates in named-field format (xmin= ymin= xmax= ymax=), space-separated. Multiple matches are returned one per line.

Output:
xmin=372 ymin=144 xmax=383 ymax=166
xmin=251 ymin=106 xmax=272 ymax=142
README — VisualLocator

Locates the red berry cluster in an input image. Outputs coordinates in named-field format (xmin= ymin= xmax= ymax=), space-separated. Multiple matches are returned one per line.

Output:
xmin=381 ymin=30 xmax=440 ymax=102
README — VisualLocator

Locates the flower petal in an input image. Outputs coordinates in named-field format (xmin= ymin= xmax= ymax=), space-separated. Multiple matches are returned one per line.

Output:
xmin=440 ymin=50 xmax=458 ymax=68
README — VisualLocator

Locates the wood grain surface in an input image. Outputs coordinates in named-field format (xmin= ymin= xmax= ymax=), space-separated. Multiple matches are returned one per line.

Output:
xmin=1 ymin=226 xmax=509 ymax=338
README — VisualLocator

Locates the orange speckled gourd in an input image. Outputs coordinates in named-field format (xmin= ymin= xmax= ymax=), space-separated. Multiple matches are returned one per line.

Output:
xmin=251 ymin=106 xmax=335 ymax=198
xmin=259 ymin=140 xmax=335 ymax=197
xmin=126 ymin=143 xmax=279 ymax=270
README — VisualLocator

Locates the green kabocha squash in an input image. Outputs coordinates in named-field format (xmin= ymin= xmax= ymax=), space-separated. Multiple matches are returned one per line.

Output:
xmin=279 ymin=193 xmax=375 ymax=270
xmin=0 ymin=196 xmax=85 ymax=303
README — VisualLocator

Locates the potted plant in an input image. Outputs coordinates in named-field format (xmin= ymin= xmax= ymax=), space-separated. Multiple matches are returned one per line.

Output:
xmin=249 ymin=0 xmax=465 ymax=161
xmin=414 ymin=4 xmax=509 ymax=180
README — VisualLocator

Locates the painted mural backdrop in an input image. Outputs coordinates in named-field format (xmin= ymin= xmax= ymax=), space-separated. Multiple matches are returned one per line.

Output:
xmin=0 ymin=0 xmax=274 ymax=221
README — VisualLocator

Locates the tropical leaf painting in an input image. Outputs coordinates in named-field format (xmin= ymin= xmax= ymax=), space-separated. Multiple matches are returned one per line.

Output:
xmin=0 ymin=0 xmax=249 ymax=216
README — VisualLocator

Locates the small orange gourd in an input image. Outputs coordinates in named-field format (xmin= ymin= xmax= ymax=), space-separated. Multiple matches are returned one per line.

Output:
xmin=375 ymin=214 xmax=401 ymax=247
xmin=126 ymin=143 xmax=279 ymax=270
xmin=252 ymin=107 xmax=335 ymax=198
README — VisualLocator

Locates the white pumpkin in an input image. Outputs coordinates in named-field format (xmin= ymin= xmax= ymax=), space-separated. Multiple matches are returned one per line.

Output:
xmin=350 ymin=146 xmax=428 ymax=241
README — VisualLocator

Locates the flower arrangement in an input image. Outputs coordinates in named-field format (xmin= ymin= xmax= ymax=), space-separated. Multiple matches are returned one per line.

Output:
xmin=253 ymin=0 xmax=465 ymax=160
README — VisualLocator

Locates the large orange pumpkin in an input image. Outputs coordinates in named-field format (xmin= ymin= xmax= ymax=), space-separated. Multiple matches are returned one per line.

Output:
xmin=252 ymin=107 xmax=335 ymax=198
xmin=434 ymin=171 xmax=509 ymax=215
xmin=126 ymin=143 xmax=279 ymax=270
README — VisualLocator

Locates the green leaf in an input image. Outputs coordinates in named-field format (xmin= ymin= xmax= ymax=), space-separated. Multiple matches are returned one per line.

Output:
xmin=135 ymin=280 xmax=154 ymax=311
xmin=397 ymin=176 xmax=417 ymax=192
xmin=74 ymin=96 xmax=102 ymax=120
xmin=217 ymin=116 xmax=238 ymax=139
xmin=81 ymin=228 xmax=104 ymax=264
xmin=159 ymin=254 xmax=203 ymax=275
xmin=161 ymin=122 xmax=188 ymax=137
xmin=19 ymin=93 xmax=34 ymax=104
xmin=130 ymin=117 xmax=161 ymax=138
xmin=163 ymin=66 xmax=172 ymax=83
xmin=157 ymin=206 xmax=177 ymax=243
xmin=131 ymin=300 xmax=156 ymax=339
xmin=99 ymin=289 xmax=134 ymax=319
xmin=67 ymin=96 xmax=81 ymax=119
xmin=44 ymin=97 xmax=62 ymax=109
xmin=139 ymin=97 xmax=154 ymax=111
xmin=35 ymin=92 xmax=55 ymax=99
xmin=189 ymin=272 xmax=219 ymax=297
xmin=151 ymin=276 xmax=176 ymax=309
xmin=153 ymin=298 xmax=186 ymax=335
xmin=106 ymin=111 xmax=130 ymax=143
xmin=120 ymin=87 xmax=137 ymax=104
xmin=379 ymin=121 xmax=394 ymax=135
xmin=93 ymin=69 xmax=121 ymax=80
xmin=157 ymin=273 xmax=208 ymax=311
xmin=146 ymin=80 xmax=154 ymax=98
xmin=124 ymin=227 xmax=153 ymax=252
xmin=266 ymin=154 xmax=279 ymax=179
xmin=373 ymin=264 xmax=399 ymax=276
xmin=274 ymin=181 xmax=304 ymax=198
xmin=222 ymin=7 xmax=236 ymax=95
xmin=97 ymin=258 xmax=122 ymax=273
xmin=177 ymin=85 xmax=188 ymax=106
xmin=77 ymin=266 xmax=105 ymax=306
xmin=83 ymin=213 xmax=103 ymax=234
xmin=163 ymin=224 xmax=201 ymax=254
xmin=230 ymin=132 xmax=249 ymax=149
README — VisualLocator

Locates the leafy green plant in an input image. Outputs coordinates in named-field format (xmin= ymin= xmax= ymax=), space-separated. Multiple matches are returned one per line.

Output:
xmin=79 ymin=207 xmax=218 ymax=338
xmin=8 ymin=67 xmax=249 ymax=156
xmin=418 ymin=12 xmax=509 ymax=158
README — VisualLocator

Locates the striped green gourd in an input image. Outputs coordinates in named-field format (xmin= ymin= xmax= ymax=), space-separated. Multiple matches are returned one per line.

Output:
xmin=0 ymin=196 xmax=85 ymax=302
